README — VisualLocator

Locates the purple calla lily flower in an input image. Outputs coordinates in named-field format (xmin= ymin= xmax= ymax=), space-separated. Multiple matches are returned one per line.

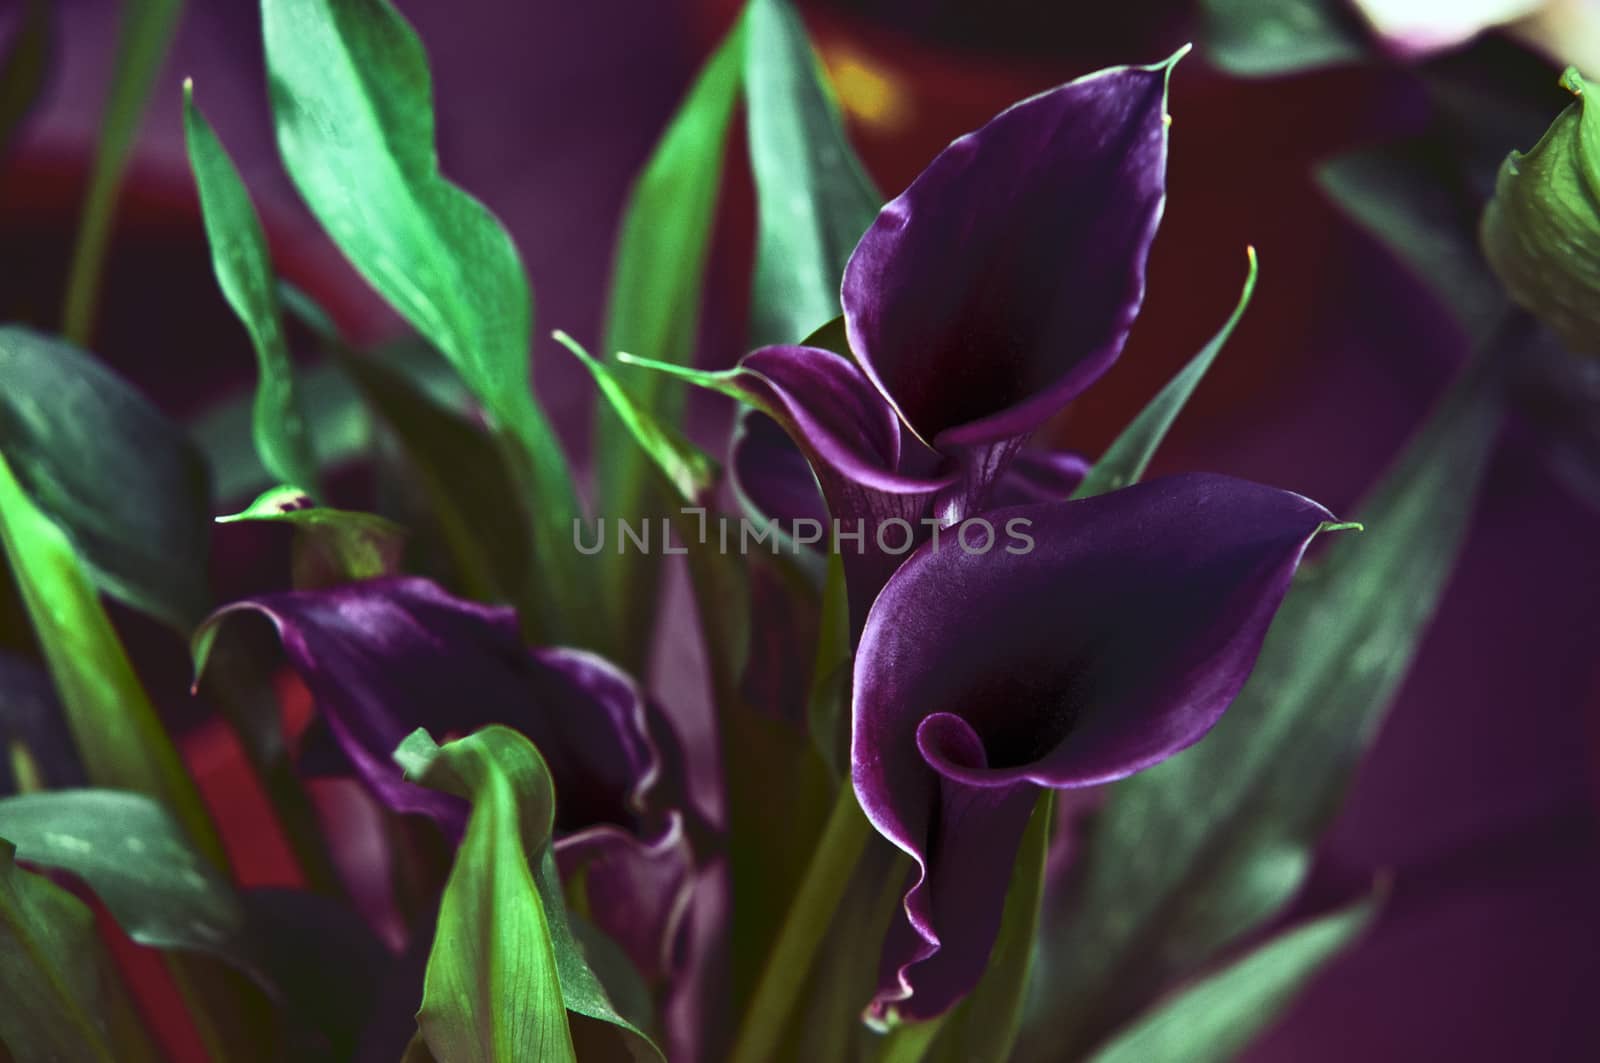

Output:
xmin=852 ymin=476 xmax=1335 ymax=1021
xmin=842 ymin=60 xmax=1172 ymax=455
xmin=197 ymin=576 xmax=697 ymax=984
xmin=710 ymin=58 xmax=1179 ymax=633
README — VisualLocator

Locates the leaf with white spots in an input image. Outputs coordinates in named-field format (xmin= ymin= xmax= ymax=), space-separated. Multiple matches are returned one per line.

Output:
xmin=0 ymin=790 xmax=265 ymax=980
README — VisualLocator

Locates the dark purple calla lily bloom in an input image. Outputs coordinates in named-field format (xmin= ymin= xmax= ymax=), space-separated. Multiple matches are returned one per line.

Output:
xmin=197 ymin=576 xmax=696 ymax=984
xmin=709 ymin=57 xmax=1179 ymax=633
xmin=853 ymin=476 xmax=1334 ymax=1022
xmin=841 ymin=63 xmax=1171 ymax=455
xmin=712 ymin=53 xmax=1344 ymax=1023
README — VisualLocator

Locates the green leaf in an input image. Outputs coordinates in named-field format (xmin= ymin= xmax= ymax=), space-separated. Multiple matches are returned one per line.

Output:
xmin=396 ymin=727 xmax=663 ymax=1063
xmin=0 ymin=792 xmax=279 ymax=1063
xmin=262 ymin=0 xmax=580 ymax=639
xmin=1073 ymin=249 xmax=1257 ymax=500
xmin=803 ymin=549 xmax=851 ymax=777
xmin=799 ymin=314 xmax=854 ymax=359
xmin=1200 ymin=0 xmax=1368 ymax=78
xmin=0 ymin=0 xmax=51 ymax=157
xmin=614 ymin=351 xmax=773 ymax=415
xmin=183 ymin=82 xmax=319 ymax=493
xmin=0 ymin=838 xmax=160 ymax=1063
xmin=595 ymin=14 xmax=743 ymax=668
xmin=744 ymin=0 xmax=881 ymax=346
xmin=560 ymin=332 xmax=719 ymax=504
xmin=0 ymin=790 xmax=252 ymax=969
xmin=0 ymin=326 xmax=211 ymax=630
xmin=1319 ymin=142 xmax=1508 ymax=343
xmin=217 ymin=485 xmax=405 ymax=587
xmin=1023 ymin=324 xmax=1512 ymax=1058
xmin=0 ymin=450 xmax=223 ymax=866
xmin=189 ymin=321 xmax=469 ymax=503
xmin=1085 ymin=898 xmax=1377 ymax=1063
xmin=61 ymin=0 xmax=183 ymax=345
xmin=1481 ymin=68 xmax=1600 ymax=356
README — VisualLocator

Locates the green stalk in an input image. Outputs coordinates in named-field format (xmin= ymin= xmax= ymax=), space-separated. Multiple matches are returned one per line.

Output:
xmin=60 ymin=0 xmax=183 ymax=344
xmin=729 ymin=784 xmax=874 ymax=1063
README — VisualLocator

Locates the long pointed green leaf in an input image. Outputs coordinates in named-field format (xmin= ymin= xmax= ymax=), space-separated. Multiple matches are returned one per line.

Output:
xmin=615 ymin=351 xmax=769 ymax=412
xmin=183 ymin=82 xmax=319 ymax=493
xmin=396 ymin=727 xmax=663 ymax=1063
xmin=0 ymin=326 xmax=211 ymax=630
xmin=0 ymin=0 xmax=51 ymax=157
xmin=262 ymin=0 xmax=580 ymax=638
xmin=1073 ymin=249 xmax=1257 ymax=500
xmin=0 ymin=451 xmax=223 ymax=865
xmin=0 ymin=839 xmax=160 ymax=1063
xmin=745 ymin=0 xmax=881 ymax=346
xmin=189 ymin=306 xmax=469 ymax=502
xmin=595 ymin=16 xmax=744 ymax=667
xmin=1024 ymin=320 xmax=1514 ymax=1057
xmin=561 ymin=332 xmax=719 ymax=504
xmin=61 ymin=0 xmax=183 ymax=345
xmin=804 ymin=549 xmax=850 ymax=776
xmin=1086 ymin=898 xmax=1376 ymax=1063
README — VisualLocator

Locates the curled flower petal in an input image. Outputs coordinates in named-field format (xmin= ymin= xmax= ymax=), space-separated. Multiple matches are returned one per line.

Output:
xmin=842 ymin=60 xmax=1175 ymax=449
xmin=851 ymin=474 xmax=1335 ymax=1020
xmin=737 ymin=345 xmax=947 ymax=497
xmin=196 ymin=576 xmax=695 ymax=980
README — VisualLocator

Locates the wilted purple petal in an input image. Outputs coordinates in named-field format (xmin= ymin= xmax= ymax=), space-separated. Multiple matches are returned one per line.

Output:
xmin=842 ymin=62 xmax=1174 ymax=450
xmin=196 ymin=576 xmax=696 ymax=979
xmin=851 ymin=474 xmax=1333 ymax=1021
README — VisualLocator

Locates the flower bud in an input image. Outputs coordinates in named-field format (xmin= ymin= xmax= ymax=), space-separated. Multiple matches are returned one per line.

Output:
xmin=1481 ymin=68 xmax=1600 ymax=356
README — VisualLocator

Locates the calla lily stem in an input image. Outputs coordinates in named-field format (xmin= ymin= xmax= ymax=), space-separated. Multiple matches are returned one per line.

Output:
xmin=730 ymin=781 xmax=873 ymax=1063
